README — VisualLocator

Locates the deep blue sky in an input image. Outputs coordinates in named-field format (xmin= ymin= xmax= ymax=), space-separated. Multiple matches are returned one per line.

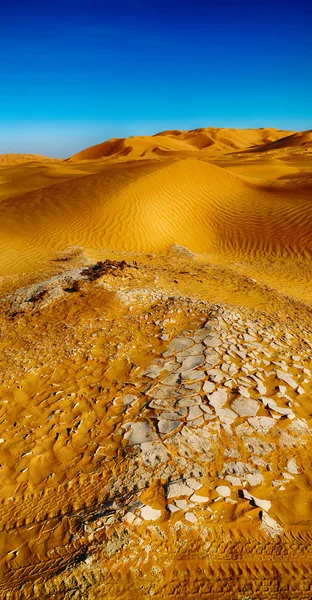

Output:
xmin=1 ymin=0 xmax=311 ymax=156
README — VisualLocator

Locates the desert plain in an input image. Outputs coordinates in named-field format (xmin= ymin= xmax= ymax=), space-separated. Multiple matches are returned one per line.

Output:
xmin=0 ymin=127 xmax=312 ymax=598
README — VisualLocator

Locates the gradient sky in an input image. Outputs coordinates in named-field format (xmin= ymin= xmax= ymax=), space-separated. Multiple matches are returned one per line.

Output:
xmin=1 ymin=0 xmax=311 ymax=156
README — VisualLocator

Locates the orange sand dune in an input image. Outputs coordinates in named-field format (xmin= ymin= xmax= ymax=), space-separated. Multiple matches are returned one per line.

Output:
xmin=70 ymin=134 xmax=196 ymax=161
xmin=0 ymin=153 xmax=55 ymax=164
xmin=0 ymin=152 xmax=312 ymax=297
xmin=250 ymin=129 xmax=312 ymax=152
xmin=156 ymin=126 xmax=293 ymax=151
xmin=70 ymin=127 xmax=294 ymax=161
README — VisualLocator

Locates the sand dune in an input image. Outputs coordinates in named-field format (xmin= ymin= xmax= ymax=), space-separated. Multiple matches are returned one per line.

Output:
xmin=70 ymin=127 xmax=294 ymax=161
xmin=1 ymin=149 xmax=312 ymax=290
xmin=0 ymin=153 xmax=54 ymax=164
xmin=251 ymin=129 xmax=312 ymax=152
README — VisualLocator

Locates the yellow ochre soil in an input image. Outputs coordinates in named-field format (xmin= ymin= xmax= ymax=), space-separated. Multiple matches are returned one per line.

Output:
xmin=0 ymin=128 xmax=312 ymax=599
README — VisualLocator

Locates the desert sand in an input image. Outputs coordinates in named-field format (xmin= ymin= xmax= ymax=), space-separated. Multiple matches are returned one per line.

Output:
xmin=0 ymin=128 xmax=312 ymax=598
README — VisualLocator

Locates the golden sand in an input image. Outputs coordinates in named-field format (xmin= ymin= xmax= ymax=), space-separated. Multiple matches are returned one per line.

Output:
xmin=0 ymin=128 xmax=312 ymax=598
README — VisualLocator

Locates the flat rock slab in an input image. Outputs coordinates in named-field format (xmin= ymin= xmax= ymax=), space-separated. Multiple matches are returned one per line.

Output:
xmin=166 ymin=337 xmax=194 ymax=354
xmin=276 ymin=369 xmax=298 ymax=390
xmin=231 ymin=398 xmax=259 ymax=417
xmin=167 ymin=481 xmax=194 ymax=499
xmin=180 ymin=355 xmax=205 ymax=371
xmin=208 ymin=389 xmax=228 ymax=410
xmin=158 ymin=419 xmax=181 ymax=435
xmin=124 ymin=420 xmax=157 ymax=445
xmin=247 ymin=416 xmax=276 ymax=433
xmin=203 ymin=336 xmax=222 ymax=348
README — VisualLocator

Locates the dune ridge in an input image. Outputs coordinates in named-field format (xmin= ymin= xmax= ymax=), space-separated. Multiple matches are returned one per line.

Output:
xmin=70 ymin=127 xmax=295 ymax=161
xmin=0 ymin=126 xmax=311 ymax=303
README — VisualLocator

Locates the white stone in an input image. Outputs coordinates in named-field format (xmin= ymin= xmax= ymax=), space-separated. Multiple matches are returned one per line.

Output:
xmin=167 ymin=503 xmax=179 ymax=513
xmin=181 ymin=355 xmax=205 ymax=371
xmin=245 ymin=473 xmax=263 ymax=487
xmin=287 ymin=458 xmax=299 ymax=474
xmin=167 ymin=337 xmax=194 ymax=353
xmin=158 ymin=419 xmax=181 ymax=435
xmin=260 ymin=511 xmax=283 ymax=537
xmin=276 ymin=370 xmax=298 ymax=390
xmin=238 ymin=386 xmax=250 ymax=398
xmin=203 ymin=336 xmax=221 ymax=347
xmin=180 ymin=370 xmax=205 ymax=381
xmin=167 ymin=481 xmax=194 ymax=499
xmin=208 ymin=389 xmax=228 ymax=410
xmin=231 ymin=398 xmax=259 ymax=417
xmin=186 ymin=478 xmax=202 ymax=491
xmin=242 ymin=490 xmax=271 ymax=512
xmin=124 ymin=421 xmax=157 ymax=445
xmin=185 ymin=512 xmax=197 ymax=523
xmin=203 ymin=381 xmax=215 ymax=394
xmin=190 ymin=493 xmax=209 ymax=503
xmin=247 ymin=416 xmax=276 ymax=433
xmin=187 ymin=405 xmax=203 ymax=421
xmin=216 ymin=485 xmax=231 ymax=497
xmin=141 ymin=506 xmax=162 ymax=521
xmin=225 ymin=475 xmax=241 ymax=486
xmin=175 ymin=499 xmax=188 ymax=510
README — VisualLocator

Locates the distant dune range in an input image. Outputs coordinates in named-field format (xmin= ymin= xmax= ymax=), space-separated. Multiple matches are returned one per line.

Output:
xmin=0 ymin=127 xmax=311 ymax=296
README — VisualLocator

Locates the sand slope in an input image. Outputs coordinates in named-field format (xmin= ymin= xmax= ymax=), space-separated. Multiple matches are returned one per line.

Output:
xmin=70 ymin=127 xmax=294 ymax=161
xmin=0 ymin=126 xmax=312 ymax=303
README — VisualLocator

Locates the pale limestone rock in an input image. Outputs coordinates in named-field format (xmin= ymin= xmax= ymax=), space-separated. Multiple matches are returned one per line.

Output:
xmin=247 ymin=416 xmax=276 ymax=433
xmin=208 ymin=389 xmax=228 ymax=410
xmin=242 ymin=490 xmax=271 ymax=512
xmin=177 ymin=343 xmax=205 ymax=358
xmin=187 ymin=406 xmax=203 ymax=421
xmin=186 ymin=478 xmax=202 ymax=491
xmin=225 ymin=475 xmax=241 ymax=486
xmin=189 ymin=416 xmax=204 ymax=427
xmin=151 ymin=384 xmax=179 ymax=400
xmin=140 ymin=506 xmax=162 ymax=521
xmin=180 ymin=370 xmax=205 ymax=381
xmin=216 ymin=485 xmax=231 ymax=497
xmin=260 ymin=511 xmax=283 ymax=537
xmin=158 ymin=419 xmax=181 ymax=435
xmin=245 ymin=472 xmax=263 ymax=486
xmin=203 ymin=336 xmax=222 ymax=348
xmin=124 ymin=420 xmax=157 ymax=445
xmin=143 ymin=365 xmax=163 ymax=379
xmin=201 ymin=404 xmax=213 ymax=414
xmin=287 ymin=458 xmax=299 ymax=474
xmin=180 ymin=355 xmax=205 ymax=371
xmin=261 ymin=397 xmax=294 ymax=417
xmin=161 ymin=373 xmax=181 ymax=385
xmin=217 ymin=408 xmax=237 ymax=432
xmin=114 ymin=394 xmax=138 ymax=406
xmin=185 ymin=512 xmax=197 ymax=523
xmin=203 ymin=381 xmax=215 ymax=394
xmin=175 ymin=499 xmax=188 ymax=510
xmin=140 ymin=441 xmax=169 ymax=467
xmin=167 ymin=481 xmax=194 ymax=498
xmin=276 ymin=369 xmax=298 ymax=390
xmin=238 ymin=386 xmax=250 ymax=398
xmin=231 ymin=398 xmax=259 ymax=417
xmin=190 ymin=493 xmax=209 ymax=503
xmin=167 ymin=337 xmax=194 ymax=354
xmin=167 ymin=503 xmax=179 ymax=513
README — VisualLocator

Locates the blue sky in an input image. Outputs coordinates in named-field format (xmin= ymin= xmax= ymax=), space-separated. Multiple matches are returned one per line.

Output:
xmin=1 ymin=0 xmax=311 ymax=156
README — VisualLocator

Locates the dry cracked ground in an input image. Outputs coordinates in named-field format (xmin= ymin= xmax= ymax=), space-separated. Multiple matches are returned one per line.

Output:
xmin=0 ymin=255 xmax=312 ymax=599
